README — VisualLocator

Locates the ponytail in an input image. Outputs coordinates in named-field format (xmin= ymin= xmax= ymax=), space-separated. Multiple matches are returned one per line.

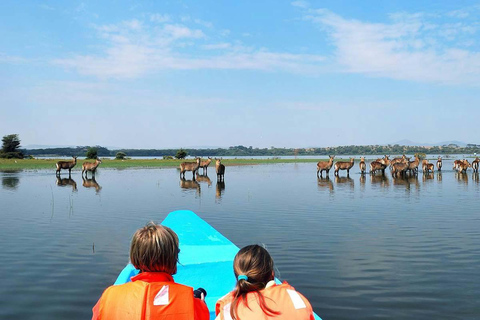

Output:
xmin=230 ymin=245 xmax=281 ymax=320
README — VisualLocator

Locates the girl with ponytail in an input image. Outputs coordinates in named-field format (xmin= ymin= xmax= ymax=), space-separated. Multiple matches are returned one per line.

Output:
xmin=215 ymin=245 xmax=315 ymax=320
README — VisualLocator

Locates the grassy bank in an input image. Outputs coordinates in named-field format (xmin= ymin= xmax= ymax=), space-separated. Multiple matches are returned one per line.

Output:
xmin=1 ymin=155 xmax=458 ymax=171
xmin=0 ymin=157 xmax=330 ymax=171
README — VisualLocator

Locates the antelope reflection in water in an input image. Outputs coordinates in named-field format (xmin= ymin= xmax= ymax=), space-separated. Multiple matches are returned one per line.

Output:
xmin=392 ymin=175 xmax=419 ymax=191
xmin=455 ymin=172 xmax=469 ymax=185
xmin=216 ymin=181 xmax=225 ymax=199
xmin=195 ymin=173 xmax=212 ymax=187
xmin=317 ymin=177 xmax=334 ymax=193
xmin=82 ymin=176 xmax=102 ymax=193
xmin=180 ymin=177 xmax=200 ymax=195
xmin=370 ymin=174 xmax=390 ymax=189
xmin=335 ymin=175 xmax=354 ymax=191
xmin=422 ymin=172 xmax=434 ymax=183
xmin=56 ymin=177 xmax=77 ymax=192
xmin=473 ymin=172 xmax=479 ymax=183
xmin=359 ymin=174 xmax=366 ymax=191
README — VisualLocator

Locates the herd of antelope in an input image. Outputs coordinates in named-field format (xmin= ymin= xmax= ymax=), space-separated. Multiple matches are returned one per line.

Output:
xmin=179 ymin=156 xmax=225 ymax=182
xmin=317 ymin=155 xmax=480 ymax=178
xmin=55 ymin=155 xmax=226 ymax=181
xmin=55 ymin=156 xmax=102 ymax=178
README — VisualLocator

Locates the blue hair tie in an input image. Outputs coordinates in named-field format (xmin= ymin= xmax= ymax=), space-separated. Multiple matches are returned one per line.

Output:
xmin=237 ymin=275 xmax=248 ymax=281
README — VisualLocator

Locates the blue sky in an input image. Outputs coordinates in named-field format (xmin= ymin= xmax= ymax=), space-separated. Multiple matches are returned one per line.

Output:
xmin=1 ymin=0 xmax=480 ymax=149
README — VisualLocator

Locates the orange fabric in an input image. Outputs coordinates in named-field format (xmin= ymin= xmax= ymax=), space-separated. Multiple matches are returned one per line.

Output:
xmin=92 ymin=272 xmax=209 ymax=320
xmin=216 ymin=282 xmax=314 ymax=320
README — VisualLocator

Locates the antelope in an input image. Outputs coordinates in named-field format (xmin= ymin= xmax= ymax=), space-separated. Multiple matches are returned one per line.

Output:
xmin=371 ymin=155 xmax=390 ymax=174
xmin=200 ymin=157 xmax=213 ymax=174
xmin=82 ymin=158 xmax=102 ymax=177
xmin=391 ymin=162 xmax=409 ymax=178
xmin=472 ymin=157 xmax=480 ymax=173
xmin=382 ymin=155 xmax=391 ymax=166
xmin=334 ymin=158 xmax=354 ymax=176
xmin=56 ymin=177 xmax=77 ymax=191
xmin=453 ymin=160 xmax=461 ymax=171
xmin=359 ymin=157 xmax=366 ymax=174
xmin=407 ymin=155 xmax=420 ymax=175
xmin=215 ymin=158 xmax=225 ymax=182
xmin=180 ymin=157 xmax=201 ymax=179
xmin=375 ymin=155 xmax=390 ymax=165
xmin=82 ymin=176 xmax=102 ymax=193
xmin=457 ymin=160 xmax=471 ymax=173
xmin=436 ymin=157 xmax=442 ymax=171
xmin=390 ymin=155 xmax=408 ymax=169
xmin=453 ymin=159 xmax=466 ymax=171
xmin=56 ymin=156 xmax=77 ymax=176
xmin=370 ymin=161 xmax=388 ymax=175
xmin=422 ymin=159 xmax=434 ymax=174
xmin=317 ymin=155 xmax=335 ymax=177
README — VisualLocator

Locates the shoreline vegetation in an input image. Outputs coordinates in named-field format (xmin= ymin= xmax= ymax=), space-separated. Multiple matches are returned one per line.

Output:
xmin=18 ymin=144 xmax=480 ymax=158
xmin=0 ymin=155 xmax=476 ymax=171
xmin=0 ymin=158 xmax=325 ymax=170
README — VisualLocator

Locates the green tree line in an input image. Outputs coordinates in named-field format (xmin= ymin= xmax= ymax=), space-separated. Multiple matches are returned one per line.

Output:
xmin=20 ymin=144 xmax=480 ymax=158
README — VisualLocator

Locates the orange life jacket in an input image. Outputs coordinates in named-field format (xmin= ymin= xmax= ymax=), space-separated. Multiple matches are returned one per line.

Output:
xmin=92 ymin=272 xmax=209 ymax=320
xmin=215 ymin=282 xmax=315 ymax=320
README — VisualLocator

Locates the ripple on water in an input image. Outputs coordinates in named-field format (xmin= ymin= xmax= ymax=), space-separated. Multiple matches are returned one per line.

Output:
xmin=1 ymin=165 xmax=480 ymax=319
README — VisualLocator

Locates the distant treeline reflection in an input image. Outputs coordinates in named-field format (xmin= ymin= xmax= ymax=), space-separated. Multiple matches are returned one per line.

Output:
xmin=22 ymin=144 xmax=480 ymax=157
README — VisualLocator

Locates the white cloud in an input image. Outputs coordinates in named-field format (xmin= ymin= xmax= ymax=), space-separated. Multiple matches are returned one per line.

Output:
xmin=447 ymin=9 xmax=470 ymax=19
xmin=194 ymin=19 xmax=214 ymax=29
xmin=163 ymin=24 xmax=205 ymax=39
xmin=124 ymin=19 xmax=143 ymax=31
xmin=0 ymin=53 xmax=27 ymax=64
xmin=150 ymin=13 xmax=171 ymax=23
xmin=202 ymin=43 xmax=231 ymax=50
xmin=39 ymin=4 xmax=55 ymax=10
xmin=53 ymin=17 xmax=326 ymax=79
xmin=303 ymin=8 xmax=480 ymax=85
xmin=291 ymin=1 xmax=309 ymax=9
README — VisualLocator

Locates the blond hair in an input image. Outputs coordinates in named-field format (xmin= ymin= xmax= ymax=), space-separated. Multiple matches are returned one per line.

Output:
xmin=130 ymin=222 xmax=179 ymax=274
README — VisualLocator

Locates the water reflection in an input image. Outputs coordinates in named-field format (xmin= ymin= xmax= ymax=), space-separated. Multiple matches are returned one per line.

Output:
xmin=422 ymin=172 xmax=435 ymax=183
xmin=335 ymin=175 xmax=354 ymax=190
xmin=455 ymin=172 xmax=468 ymax=185
xmin=56 ymin=177 xmax=77 ymax=192
xmin=180 ymin=177 xmax=200 ymax=195
xmin=317 ymin=177 xmax=334 ymax=193
xmin=473 ymin=173 xmax=479 ymax=184
xmin=82 ymin=176 xmax=102 ymax=193
xmin=1 ymin=170 xmax=21 ymax=190
xmin=216 ymin=181 xmax=225 ymax=199
xmin=436 ymin=172 xmax=443 ymax=182
xmin=3 ymin=165 xmax=480 ymax=320
xmin=195 ymin=173 xmax=212 ymax=187
xmin=392 ymin=175 xmax=419 ymax=191
xmin=370 ymin=174 xmax=390 ymax=188
xmin=359 ymin=174 xmax=366 ymax=192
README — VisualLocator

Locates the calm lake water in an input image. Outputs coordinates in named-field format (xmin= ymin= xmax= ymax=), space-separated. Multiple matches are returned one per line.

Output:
xmin=1 ymin=161 xmax=479 ymax=319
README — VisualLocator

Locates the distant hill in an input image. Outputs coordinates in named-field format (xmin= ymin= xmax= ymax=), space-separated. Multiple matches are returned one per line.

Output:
xmin=24 ymin=144 xmax=79 ymax=149
xmin=393 ymin=140 xmax=469 ymax=147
